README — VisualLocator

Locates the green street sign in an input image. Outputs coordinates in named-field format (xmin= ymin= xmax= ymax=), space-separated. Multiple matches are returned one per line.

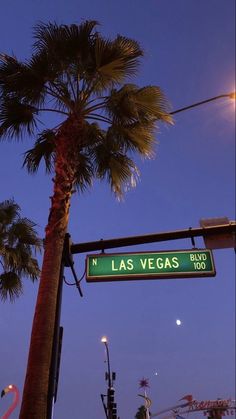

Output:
xmin=86 ymin=249 xmax=216 ymax=282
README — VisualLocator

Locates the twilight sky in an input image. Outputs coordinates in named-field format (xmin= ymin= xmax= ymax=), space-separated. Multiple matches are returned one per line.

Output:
xmin=0 ymin=1 xmax=235 ymax=418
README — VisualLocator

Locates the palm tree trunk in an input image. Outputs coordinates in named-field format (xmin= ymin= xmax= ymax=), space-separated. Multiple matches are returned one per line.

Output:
xmin=20 ymin=125 xmax=77 ymax=418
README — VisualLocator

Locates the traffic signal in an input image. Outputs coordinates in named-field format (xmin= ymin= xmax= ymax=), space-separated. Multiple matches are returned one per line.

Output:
xmin=107 ymin=388 xmax=117 ymax=419
xmin=111 ymin=401 xmax=117 ymax=418
xmin=107 ymin=387 xmax=114 ymax=403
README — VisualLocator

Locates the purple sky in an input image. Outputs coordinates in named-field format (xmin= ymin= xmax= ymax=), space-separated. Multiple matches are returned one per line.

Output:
xmin=0 ymin=1 xmax=235 ymax=418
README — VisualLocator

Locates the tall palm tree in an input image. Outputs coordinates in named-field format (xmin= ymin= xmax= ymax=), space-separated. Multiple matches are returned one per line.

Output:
xmin=0 ymin=21 xmax=172 ymax=417
xmin=0 ymin=199 xmax=41 ymax=302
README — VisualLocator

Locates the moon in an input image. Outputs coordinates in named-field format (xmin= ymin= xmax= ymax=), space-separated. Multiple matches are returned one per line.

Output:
xmin=176 ymin=319 xmax=182 ymax=326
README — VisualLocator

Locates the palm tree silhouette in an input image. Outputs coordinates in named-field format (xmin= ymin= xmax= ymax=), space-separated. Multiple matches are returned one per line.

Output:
xmin=0 ymin=199 xmax=41 ymax=302
xmin=0 ymin=20 xmax=172 ymax=417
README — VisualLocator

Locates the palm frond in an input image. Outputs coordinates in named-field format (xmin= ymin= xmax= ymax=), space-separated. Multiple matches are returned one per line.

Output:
xmin=7 ymin=217 xmax=42 ymax=250
xmin=0 ymin=272 xmax=23 ymax=302
xmin=47 ymin=79 xmax=72 ymax=111
xmin=102 ymin=153 xmax=139 ymax=199
xmin=33 ymin=21 xmax=68 ymax=54
xmin=61 ymin=20 xmax=99 ymax=64
xmin=33 ymin=21 xmax=98 ymax=77
xmin=95 ymin=36 xmax=142 ymax=90
xmin=93 ymin=139 xmax=140 ymax=199
xmin=0 ymin=97 xmax=38 ymax=139
xmin=82 ymin=122 xmax=105 ymax=147
xmin=93 ymin=36 xmax=143 ymax=91
xmin=106 ymin=84 xmax=173 ymax=124
xmin=17 ymin=255 xmax=40 ymax=280
xmin=0 ymin=199 xmax=41 ymax=295
xmin=0 ymin=199 xmax=20 ymax=226
xmin=0 ymin=53 xmax=47 ymax=106
xmin=1 ymin=243 xmax=40 ymax=277
xmin=134 ymin=85 xmax=173 ymax=121
xmin=2 ymin=246 xmax=26 ymax=271
xmin=26 ymin=52 xmax=54 ymax=105
xmin=106 ymin=121 xmax=156 ymax=158
xmin=23 ymin=129 xmax=56 ymax=173
xmin=0 ymin=54 xmax=26 ymax=92
xmin=73 ymin=153 xmax=94 ymax=192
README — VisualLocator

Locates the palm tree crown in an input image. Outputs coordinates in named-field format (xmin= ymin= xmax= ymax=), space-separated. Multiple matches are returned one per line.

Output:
xmin=0 ymin=20 xmax=172 ymax=198
xmin=0 ymin=199 xmax=41 ymax=302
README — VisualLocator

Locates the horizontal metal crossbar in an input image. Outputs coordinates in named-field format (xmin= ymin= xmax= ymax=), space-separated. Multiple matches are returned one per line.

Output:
xmin=71 ymin=222 xmax=236 ymax=254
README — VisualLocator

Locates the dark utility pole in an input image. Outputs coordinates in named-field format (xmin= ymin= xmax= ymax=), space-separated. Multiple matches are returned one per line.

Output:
xmin=47 ymin=255 xmax=65 ymax=418
xmin=47 ymin=233 xmax=82 ymax=418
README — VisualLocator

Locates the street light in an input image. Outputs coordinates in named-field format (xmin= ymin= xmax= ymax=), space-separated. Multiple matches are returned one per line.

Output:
xmin=101 ymin=336 xmax=112 ymax=388
xmin=170 ymin=91 xmax=235 ymax=115
xmin=101 ymin=336 xmax=117 ymax=419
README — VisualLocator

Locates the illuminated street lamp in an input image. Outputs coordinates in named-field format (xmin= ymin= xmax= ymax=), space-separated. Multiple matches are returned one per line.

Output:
xmin=170 ymin=91 xmax=235 ymax=115
xmin=101 ymin=336 xmax=117 ymax=419
xmin=101 ymin=336 xmax=113 ymax=388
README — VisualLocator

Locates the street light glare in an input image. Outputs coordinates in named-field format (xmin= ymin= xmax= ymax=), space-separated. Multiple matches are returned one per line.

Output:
xmin=101 ymin=336 xmax=108 ymax=343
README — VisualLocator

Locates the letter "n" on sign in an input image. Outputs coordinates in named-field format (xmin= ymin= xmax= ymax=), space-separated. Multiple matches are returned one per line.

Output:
xmin=92 ymin=258 xmax=97 ymax=266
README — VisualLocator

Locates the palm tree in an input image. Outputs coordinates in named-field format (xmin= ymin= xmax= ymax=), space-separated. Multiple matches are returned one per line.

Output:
xmin=0 ymin=21 xmax=172 ymax=417
xmin=0 ymin=199 xmax=41 ymax=302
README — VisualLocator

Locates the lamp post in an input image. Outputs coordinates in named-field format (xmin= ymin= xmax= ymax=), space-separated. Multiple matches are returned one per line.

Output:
xmin=170 ymin=91 xmax=235 ymax=115
xmin=101 ymin=336 xmax=112 ymax=388
xmin=101 ymin=336 xmax=117 ymax=419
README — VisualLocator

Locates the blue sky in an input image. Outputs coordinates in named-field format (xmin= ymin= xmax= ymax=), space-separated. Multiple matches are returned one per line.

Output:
xmin=0 ymin=1 xmax=235 ymax=418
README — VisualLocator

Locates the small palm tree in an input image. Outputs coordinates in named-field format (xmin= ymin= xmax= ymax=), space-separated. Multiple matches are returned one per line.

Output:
xmin=0 ymin=21 xmax=172 ymax=417
xmin=0 ymin=199 xmax=41 ymax=301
